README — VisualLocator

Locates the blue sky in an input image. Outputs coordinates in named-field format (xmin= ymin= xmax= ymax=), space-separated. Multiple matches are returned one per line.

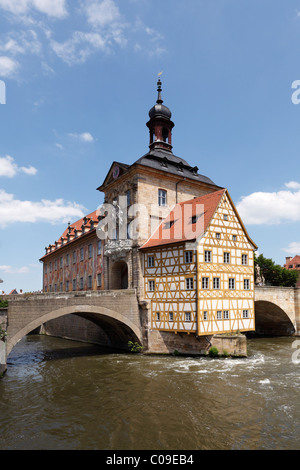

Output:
xmin=1 ymin=0 xmax=300 ymax=293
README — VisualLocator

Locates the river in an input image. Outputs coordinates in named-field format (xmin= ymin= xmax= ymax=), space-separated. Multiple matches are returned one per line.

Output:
xmin=0 ymin=335 xmax=300 ymax=450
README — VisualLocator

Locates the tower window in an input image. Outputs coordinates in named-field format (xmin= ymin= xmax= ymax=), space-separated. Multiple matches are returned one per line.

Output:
xmin=158 ymin=189 xmax=167 ymax=206
xmin=150 ymin=129 xmax=155 ymax=143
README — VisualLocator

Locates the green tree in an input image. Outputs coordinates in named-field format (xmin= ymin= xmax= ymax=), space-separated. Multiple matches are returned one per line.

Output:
xmin=254 ymin=254 xmax=299 ymax=287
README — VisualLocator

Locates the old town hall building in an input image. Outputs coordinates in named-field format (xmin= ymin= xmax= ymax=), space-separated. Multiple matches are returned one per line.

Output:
xmin=40 ymin=79 xmax=257 ymax=349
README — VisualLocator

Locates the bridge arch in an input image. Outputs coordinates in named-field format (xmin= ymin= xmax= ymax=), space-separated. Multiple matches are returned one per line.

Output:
xmin=254 ymin=300 xmax=296 ymax=336
xmin=7 ymin=304 xmax=143 ymax=357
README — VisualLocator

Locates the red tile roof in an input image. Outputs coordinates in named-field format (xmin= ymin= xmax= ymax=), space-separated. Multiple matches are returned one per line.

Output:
xmin=40 ymin=210 xmax=99 ymax=260
xmin=141 ymin=189 xmax=226 ymax=249
xmin=285 ymin=255 xmax=300 ymax=268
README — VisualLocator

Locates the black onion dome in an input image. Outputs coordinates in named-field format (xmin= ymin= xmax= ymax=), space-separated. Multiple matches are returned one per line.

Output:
xmin=148 ymin=78 xmax=172 ymax=120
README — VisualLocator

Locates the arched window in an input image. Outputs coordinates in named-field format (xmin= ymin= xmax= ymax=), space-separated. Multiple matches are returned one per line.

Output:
xmin=162 ymin=128 xmax=169 ymax=143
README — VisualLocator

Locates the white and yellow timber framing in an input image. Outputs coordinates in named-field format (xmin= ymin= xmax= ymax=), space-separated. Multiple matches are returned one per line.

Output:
xmin=143 ymin=189 xmax=257 ymax=336
xmin=196 ymin=190 xmax=256 ymax=336
xmin=144 ymin=242 xmax=197 ymax=333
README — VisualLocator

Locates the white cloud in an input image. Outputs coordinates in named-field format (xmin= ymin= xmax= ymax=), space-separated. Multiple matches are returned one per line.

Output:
xmin=0 ymin=155 xmax=37 ymax=177
xmin=0 ymin=0 xmax=67 ymax=18
xmin=282 ymin=242 xmax=300 ymax=254
xmin=68 ymin=132 xmax=95 ymax=142
xmin=50 ymin=31 xmax=107 ymax=65
xmin=0 ymin=56 xmax=19 ymax=77
xmin=236 ymin=181 xmax=300 ymax=225
xmin=0 ymin=30 xmax=42 ymax=56
xmin=285 ymin=181 xmax=300 ymax=190
xmin=84 ymin=0 xmax=120 ymax=28
xmin=0 ymin=265 xmax=30 ymax=274
xmin=0 ymin=189 xmax=86 ymax=226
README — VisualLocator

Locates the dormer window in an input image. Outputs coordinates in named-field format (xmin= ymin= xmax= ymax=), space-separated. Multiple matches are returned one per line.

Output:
xmin=177 ymin=162 xmax=184 ymax=172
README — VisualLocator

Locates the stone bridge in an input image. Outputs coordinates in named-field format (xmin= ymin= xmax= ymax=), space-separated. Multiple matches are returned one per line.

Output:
xmin=1 ymin=286 xmax=300 ymax=374
xmin=254 ymin=286 xmax=300 ymax=336
xmin=0 ymin=289 xmax=147 ymax=374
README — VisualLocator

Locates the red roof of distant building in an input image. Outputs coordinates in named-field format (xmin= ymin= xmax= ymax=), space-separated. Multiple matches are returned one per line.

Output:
xmin=285 ymin=255 xmax=300 ymax=268
xmin=9 ymin=289 xmax=18 ymax=295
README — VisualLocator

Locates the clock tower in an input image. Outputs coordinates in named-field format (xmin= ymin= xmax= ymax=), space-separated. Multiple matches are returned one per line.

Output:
xmin=96 ymin=79 xmax=221 ymax=296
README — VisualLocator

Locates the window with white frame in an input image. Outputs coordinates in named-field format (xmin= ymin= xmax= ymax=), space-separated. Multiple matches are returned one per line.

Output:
xmin=203 ymin=311 xmax=208 ymax=320
xmin=244 ymin=279 xmax=250 ymax=290
xmin=149 ymin=280 xmax=155 ymax=292
xmin=223 ymin=214 xmax=228 ymax=221
xmin=216 ymin=233 xmax=221 ymax=239
xmin=217 ymin=310 xmax=222 ymax=320
xmin=186 ymin=277 xmax=194 ymax=290
xmin=232 ymin=235 xmax=237 ymax=241
xmin=158 ymin=189 xmax=167 ymax=207
xmin=97 ymin=273 xmax=102 ymax=287
xmin=223 ymin=310 xmax=229 ymax=319
xmin=243 ymin=309 xmax=249 ymax=318
xmin=242 ymin=254 xmax=248 ymax=265
xmin=148 ymin=256 xmax=154 ymax=267
xmin=169 ymin=312 xmax=173 ymax=322
xmin=205 ymin=250 xmax=212 ymax=262
xmin=224 ymin=252 xmax=230 ymax=264
xmin=202 ymin=277 xmax=209 ymax=289
xmin=213 ymin=277 xmax=220 ymax=289
xmin=185 ymin=312 xmax=191 ymax=322
xmin=185 ymin=251 xmax=193 ymax=263
xmin=97 ymin=240 xmax=102 ymax=255
xmin=229 ymin=278 xmax=235 ymax=289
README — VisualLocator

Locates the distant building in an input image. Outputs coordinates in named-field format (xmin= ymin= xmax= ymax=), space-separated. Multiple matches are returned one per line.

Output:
xmin=284 ymin=256 xmax=300 ymax=287
xmin=40 ymin=78 xmax=257 ymax=337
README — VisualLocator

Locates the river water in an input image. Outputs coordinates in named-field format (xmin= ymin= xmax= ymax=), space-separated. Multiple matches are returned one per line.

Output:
xmin=1 ymin=335 xmax=300 ymax=450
